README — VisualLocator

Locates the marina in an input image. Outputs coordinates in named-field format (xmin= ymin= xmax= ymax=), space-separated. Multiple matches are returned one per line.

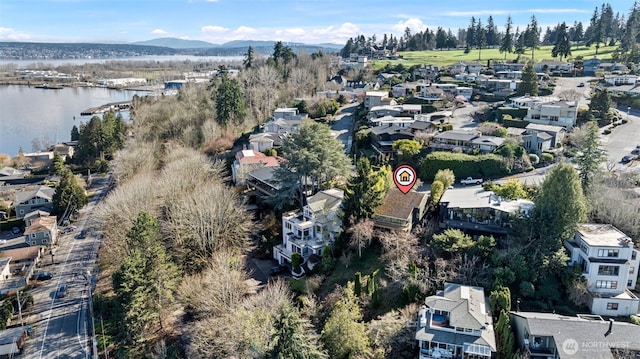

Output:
xmin=80 ymin=101 xmax=131 ymax=116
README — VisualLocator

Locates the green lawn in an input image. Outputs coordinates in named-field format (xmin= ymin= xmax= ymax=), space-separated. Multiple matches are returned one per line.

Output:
xmin=371 ymin=44 xmax=619 ymax=69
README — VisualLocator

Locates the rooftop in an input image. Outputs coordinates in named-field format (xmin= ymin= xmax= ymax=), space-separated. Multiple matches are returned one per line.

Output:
xmin=577 ymin=224 xmax=633 ymax=248
xmin=440 ymin=187 xmax=534 ymax=213
xmin=374 ymin=188 xmax=426 ymax=220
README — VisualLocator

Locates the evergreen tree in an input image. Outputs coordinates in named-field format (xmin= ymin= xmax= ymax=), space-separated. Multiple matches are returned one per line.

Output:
xmin=52 ymin=168 xmax=88 ymax=217
xmin=587 ymin=6 xmax=604 ymax=54
xmin=342 ymin=157 xmax=390 ymax=220
xmin=575 ymin=121 xmax=607 ymax=190
xmin=517 ymin=63 xmax=538 ymax=96
xmin=475 ymin=19 xmax=486 ymax=60
xmin=51 ymin=152 xmax=66 ymax=176
xmin=321 ymin=284 xmax=371 ymax=358
xmin=485 ymin=16 xmax=499 ymax=47
xmin=499 ymin=15 xmax=514 ymax=59
xmin=112 ymin=212 xmax=180 ymax=350
xmin=589 ymin=88 xmax=612 ymax=120
xmin=495 ymin=310 xmax=518 ymax=359
xmin=243 ymin=46 xmax=255 ymax=69
xmin=269 ymin=304 xmax=327 ymax=359
xmin=466 ymin=17 xmax=477 ymax=49
xmin=524 ymin=15 xmax=541 ymax=60
xmin=570 ymin=21 xmax=585 ymax=48
xmin=514 ymin=27 xmax=526 ymax=54
xmin=552 ymin=22 xmax=572 ymax=60
xmin=272 ymin=121 xmax=352 ymax=210
xmin=446 ymin=29 xmax=458 ymax=49
xmin=70 ymin=125 xmax=80 ymax=141
xmin=435 ymin=27 xmax=447 ymax=49
xmin=214 ymin=75 xmax=246 ymax=127
xmin=534 ymin=163 xmax=587 ymax=244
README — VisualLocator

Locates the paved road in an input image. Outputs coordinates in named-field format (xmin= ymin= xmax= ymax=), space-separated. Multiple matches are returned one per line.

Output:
xmin=331 ymin=103 xmax=358 ymax=153
xmin=23 ymin=175 xmax=110 ymax=359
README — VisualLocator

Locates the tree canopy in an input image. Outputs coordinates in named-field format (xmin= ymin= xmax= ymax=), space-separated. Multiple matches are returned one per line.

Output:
xmin=214 ymin=75 xmax=246 ymax=127
xmin=272 ymin=121 xmax=352 ymax=209
xmin=342 ymin=157 xmax=390 ymax=220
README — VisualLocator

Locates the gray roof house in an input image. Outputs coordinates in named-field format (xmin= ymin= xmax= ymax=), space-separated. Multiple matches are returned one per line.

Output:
xmin=373 ymin=188 xmax=427 ymax=232
xmin=416 ymin=282 xmax=496 ymax=359
xmin=523 ymin=123 xmax=567 ymax=154
xmin=430 ymin=130 xmax=505 ymax=153
xmin=510 ymin=311 xmax=640 ymax=359
xmin=14 ymin=185 xmax=55 ymax=219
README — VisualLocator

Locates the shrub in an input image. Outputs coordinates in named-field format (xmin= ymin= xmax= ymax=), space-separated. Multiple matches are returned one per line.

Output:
xmin=528 ymin=153 xmax=539 ymax=165
xmin=603 ymin=128 xmax=612 ymax=135
xmin=418 ymin=152 xmax=509 ymax=180
xmin=540 ymin=152 xmax=554 ymax=163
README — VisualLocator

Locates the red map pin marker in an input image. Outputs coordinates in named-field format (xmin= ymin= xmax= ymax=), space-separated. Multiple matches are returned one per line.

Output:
xmin=393 ymin=165 xmax=417 ymax=194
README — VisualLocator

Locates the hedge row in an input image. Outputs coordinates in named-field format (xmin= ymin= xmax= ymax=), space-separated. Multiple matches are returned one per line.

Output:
xmin=496 ymin=107 xmax=528 ymax=121
xmin=501 ymin=117 xmax=530 ymax=128
xmin=419 ymin=152 xmax=509 ymax=181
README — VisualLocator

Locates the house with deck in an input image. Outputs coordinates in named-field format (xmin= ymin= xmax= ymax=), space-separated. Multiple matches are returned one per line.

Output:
xmin=564 ymin=223 xmax=640 ymax=316
xmin=372 ymin=188 xmax=427 ymax=232
xmin=231 ymin=150 xmax=282 ymax=185
xmin=508 ymin=95 xmax=578 ymax=130
xmin=438 ymin=187 xmax=534 ymax=237
xmin=416 ymin=282 xmax=496 ymax=359
xmin=430 ymin=130 xmax=505 ymax=154
xmin=273 ymin=189 xmax=344 ymax=269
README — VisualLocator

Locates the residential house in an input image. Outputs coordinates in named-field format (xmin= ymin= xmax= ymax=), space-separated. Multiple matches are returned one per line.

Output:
xmin=14 ymin=185 xmax=55 ymax=218
xmin=262 ymin=118 xmax=302 ymax=134
xmin=491 ymin=61 xmax=525 ymax=72
xmin=273 ymin=189 xmax=344 ymax=269
xmin=430 ymin=130 xmax=505 ymax=153
xmin=533 ymin=60 xmax=573 ymax=73
xmin=51 ymin=143 xmax=75 ymax=160
xmin=392 ymin=83 xmax=415 ymax=98
xmin=605 ymin=84 xmax=640 ymax=97
xmin=0 ymin=259 xmax=10 ymax=282
xmin=416 ymin=282 xmax=496 ymax=359
xmin=248 ymin=132 xmax=286 ymax=153
xmin=23 ymin=151 xmax=55 ymax=169
xmin=414 ymin=65 xmax=440 ymax=82
xmin=456 ymin=86 xmax=474 ymax=101
xmin=0 ymin=167 xmax=26 ymax=178
xmin=522 ymin=123 xmax=566 ymax=154
xmin=245 ymin=167 xmax=281 ymax=200
xmin=477 ymin=78 xmax=521 ymax=98
xmin=510 ymin=311 xmax=640 ymax=359
xmin=0 ymin=326 xmax=29 ymax=357
xmin=368 ymin=104 xmax=422 ymax=120
xmin=495 ymin=71 xmax=523 ymax=80
xmin=604 ymin=74 xmax=638 ymax=86
xmin=364 ymin=91 xmax=395 ymax=110
xmin=231 ymin=150 xmax=282 ymax=186
xmin=341 ymin=55 xmax=368 ymax=70
xmin=372 ymin=188 xmax=427 ymax=232
xmin=432 ymin=83 xmax=458 ymax=94
xmin=377 ymin=73 xmax=399 ymax=84
xmin=344 ymin=81 xmax=380 ymax=95
xmin=369 ymin=115 xmax=415 ymax=128
xmin=439 ymin=187 xmax=534 ymax=237
xmin=0 ymin=247 xmax=41 ymax=294
xmin=273 ymin=107 xmax=308 ymax=122
xmin=583 ymin=57 xmax=602 ymax=76
xmin=509 ymin=95 xmax=578 ymax=130
xmin=368 ymin=125 xmax=415 ymax=161
xmin=24 ymin=214 xmax=58 ymax=246
xmin=448 ymin=61 xmax=484 ymax=75
xmin=564 ymin=223 xmax=640 ymax=316
xmin=416 ymin=84 xmax=445 ymax=103
xmin=23 ymin=210 xmax=51 ymax=226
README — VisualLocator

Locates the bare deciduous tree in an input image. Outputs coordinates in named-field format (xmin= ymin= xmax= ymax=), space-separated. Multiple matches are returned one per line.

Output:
xmin=379 ymin=231 xmax=421 ymax=282
xmin=347 ymin=218 xmax=375 ymax=258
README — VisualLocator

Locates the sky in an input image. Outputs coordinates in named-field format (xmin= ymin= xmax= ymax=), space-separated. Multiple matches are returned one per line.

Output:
xmin=0 ymin=0 xmax=634 ymax=45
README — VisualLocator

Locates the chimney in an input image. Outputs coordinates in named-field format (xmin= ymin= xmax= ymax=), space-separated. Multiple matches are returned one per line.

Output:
xmin=605 ymin=318 xmax=614 ymax=336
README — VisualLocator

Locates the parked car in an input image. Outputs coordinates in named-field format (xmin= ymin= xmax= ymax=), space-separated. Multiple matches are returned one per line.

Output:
xmin=56 ymin=283 xmax=67 ymax=298
xmin=577 ymin=82 xmax=585 ymax=87
xmin=460 ymin=177 xmax=483 ymax=185
xmin=11 ymin=227 xmax=20 ymax=235
xmin=31 ymin=272 xmax=53 ymax=281
xmin=76 ymin=230 xmax=87 ymax=239
xmin=270 ymin=265 xmax=289 ymax=276
xmin=621 ymin=154 xmax=636 ymax=163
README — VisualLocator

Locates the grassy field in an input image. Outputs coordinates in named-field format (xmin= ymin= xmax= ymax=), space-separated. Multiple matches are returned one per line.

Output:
xmin=371 ymin=44 xmax=619 ymax=69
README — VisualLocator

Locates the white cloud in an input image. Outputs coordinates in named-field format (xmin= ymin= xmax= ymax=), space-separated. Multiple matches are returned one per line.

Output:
xmin=275 ymin=27 xmax=305 ymax=37
xmin=151 ymin=28 xmax=169 ymax=35
xmin=443 ymin=8 xmax=588 ymax=17
xmin=0 ymin=27 xmax=30 ymax=41
xmin=392 ymin=18 xmax=428 ymax=34
xmin=201 ymin=25 xmax=229 ymax=33
xmin=234 ymin=26 xmax=257 ymax=35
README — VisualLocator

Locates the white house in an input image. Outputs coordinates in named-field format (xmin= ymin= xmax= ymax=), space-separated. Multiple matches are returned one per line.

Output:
xmin=604 ymin=74 xmax=638 ymax=86
xmin=509 ymin=95 xmax=578 ymax=130
xmin=364 ymin=91 xmax=394 ymax=110
xmin=273 ymin=189 xmax=344 ymax=269
xmin=564 ymin=223 xmax=640 ymax=316
xmin=416 ymin=282 xmax=496 ymax=359
xmin=231 ymin=150 xmax=281 ymax=185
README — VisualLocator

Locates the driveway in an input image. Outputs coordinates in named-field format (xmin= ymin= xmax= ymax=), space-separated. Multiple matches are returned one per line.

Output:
xmin=331 ymin=103 xmax=358 ymax=153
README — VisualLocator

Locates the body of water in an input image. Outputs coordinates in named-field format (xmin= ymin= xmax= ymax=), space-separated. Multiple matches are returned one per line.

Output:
xmin=0 ymin=85 xmax=148 ymax=156
xmin=0 ymin=55 xmax=244 ymax=68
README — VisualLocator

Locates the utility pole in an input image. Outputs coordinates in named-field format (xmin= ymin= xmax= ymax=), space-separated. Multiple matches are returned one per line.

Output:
xmin=16 ymin=291 xmax=23 ymax=327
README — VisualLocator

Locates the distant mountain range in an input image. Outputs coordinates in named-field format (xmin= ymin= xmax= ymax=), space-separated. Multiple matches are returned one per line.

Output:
xmin=0 ymin=38 xmax=343 ymax=60
xmin=133 ymin=37 xmax=344 ymax=51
